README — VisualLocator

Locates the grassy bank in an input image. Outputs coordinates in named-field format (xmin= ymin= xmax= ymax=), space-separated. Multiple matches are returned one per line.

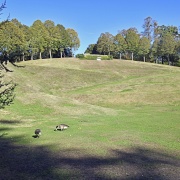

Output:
xmin=0 ymin=58 xmax=179 ymax=179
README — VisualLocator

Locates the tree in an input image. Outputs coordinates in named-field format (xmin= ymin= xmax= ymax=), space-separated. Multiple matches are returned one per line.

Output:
xmin=114 ymin=33 xmax=127 ymax=59
xmin=0 ymin=73 xmax=16 ymax=109
xmin=30 ymin=20 xmax=49 ymax=59
xmin=125 ymin=28 xmax=140 ymax=60
xmin=84 ymin=44 xmax=95 ymax=54
xmin=18 ymin=24 xmax=30 ymax=61
xmin=0 ymin=1 xmax=16 ymax=109
xmin=155 ymin=25 xmax=178 ymax=39
xmin=44 ymin=20 xmax=57 ymax=59
xmin=138 ymin=37 xmax=151 ymax=62
xmin=66 ymin=28 xmax=80 ymax=55
xmin=158 ymin=33 xmax=176 ymax=65
xmin=154 ymin=25 xmax=178 ymax=65
xmin=151 ymin=38 xmax=160 ymax=63
xmin=11 ymin=19 xmax=29 ymax=61
xmin=142 ymin=16 xmax=158 ymax=41
xmin=84 ymin=44 xmax=98 ymax=54
xmin=96 ymin=32 xmax=114 ymax=55
xmin=0 ymin=21 xmax=25 ymax=58
xmin=56 ymin=24 xmax=71 ymax=58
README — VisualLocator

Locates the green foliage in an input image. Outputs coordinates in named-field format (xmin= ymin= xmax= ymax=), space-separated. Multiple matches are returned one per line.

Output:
xmin=0 ymin=17 xmax=79 ymax=60
xmin=142 ymin=16 xmax=158 ymax=41
xmin=158 ymin=33 xmax=176 ymax=56
xmin=138 ymin=37 xmax=151 ymax=61
xmin=0 ymin=77 xmax=16 ymax=109
xmin=96 ymin=32 xmax=114 ymax=55
xmin=81 ymin=54 xmax=113 ymax=60
xmin=84 ymin=44 xmax=97 ymax=54
xmin=0 ymin=21 xmax=25 ymax=54
xmin=125 ymin=28 xmax=140 ymax=53
xmin=114 ymin=33 xmax=127 ymax=53
xmin=66 ymin=28 xmax=80 ymax=51
xmin=76 ymin=53 xmax=84 ymax=59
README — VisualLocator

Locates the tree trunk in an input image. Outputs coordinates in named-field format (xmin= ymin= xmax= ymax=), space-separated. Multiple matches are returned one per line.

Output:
xmin=39 ymin=52 xmax=42 ymax=59
xmin=119 ymin=52 xmax=122 ymax=60
xmin=60 ymin=51 xmax=62 ymax=58
xmin=49 ymin=49 xmax=52 ymax=59
xmin=22 ymin=53 xmax=25 ymax=61
xmin=31 ymin=53 xmax=33 ymax=60
xmin=168 ymin=54 xmax=170 ymax=65
xmin=143 ymin=56 xmax=146 ymax=62
xmin=132 ymin=52 xmax=133 ymax=61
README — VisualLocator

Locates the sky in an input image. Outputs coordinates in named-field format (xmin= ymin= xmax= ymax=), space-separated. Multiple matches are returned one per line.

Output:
xmin=1 ymin=0 xmax=180 ymax=54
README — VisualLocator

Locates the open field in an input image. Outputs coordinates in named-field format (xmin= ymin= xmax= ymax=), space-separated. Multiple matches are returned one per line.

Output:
xmin=0 ymin=58 xmax=180 ymax=179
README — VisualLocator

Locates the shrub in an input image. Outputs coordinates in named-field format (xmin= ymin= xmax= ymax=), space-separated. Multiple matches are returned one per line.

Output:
xmin=85 ymin=54 xmax=113 ymax=60
xmin=76 ymin=54 xmax=113 ymax=60
xmin=76 ymin=54 xmax=85 ymax=59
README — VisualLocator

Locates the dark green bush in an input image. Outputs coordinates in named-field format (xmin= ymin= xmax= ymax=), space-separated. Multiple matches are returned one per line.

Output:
xmin=76 ymin=54 xmax=113 ymax=60
xmin=76 ymin=54 xmax=85 ymax=59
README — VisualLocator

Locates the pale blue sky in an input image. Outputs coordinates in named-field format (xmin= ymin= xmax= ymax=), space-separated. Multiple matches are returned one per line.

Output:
xmin=2 ymin=0 xmax=180 ymax=54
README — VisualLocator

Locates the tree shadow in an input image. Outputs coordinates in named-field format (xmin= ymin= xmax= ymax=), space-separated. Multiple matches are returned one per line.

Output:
xmin=0 ymin=118 xmax=179 ymax=179
xmin=0 ymin=119 xmax=21 ymax=124
xmin=0 ymin=134 xmax=179 ymax=180
xmin=0 ymin=119 xmax=21 ymax=137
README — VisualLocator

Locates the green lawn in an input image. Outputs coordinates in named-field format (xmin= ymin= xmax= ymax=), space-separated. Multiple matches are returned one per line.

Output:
xmin=0 ymin=58 xmax=180 ymax=179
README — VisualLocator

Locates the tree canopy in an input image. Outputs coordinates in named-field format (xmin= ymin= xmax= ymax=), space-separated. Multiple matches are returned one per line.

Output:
xmin=84 ymin=16 xmax=180 ymax=66
xmin=0 ymin=18 xmax=80 ymax=62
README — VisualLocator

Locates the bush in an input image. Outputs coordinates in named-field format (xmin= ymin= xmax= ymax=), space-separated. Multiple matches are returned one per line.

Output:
xmin=76 ymin=54 xmax=113 ymax=60
xmin=76 ymin=54 xmax=85 ymax=59
xmin=85 ymin=54 xmax=113 ymax=60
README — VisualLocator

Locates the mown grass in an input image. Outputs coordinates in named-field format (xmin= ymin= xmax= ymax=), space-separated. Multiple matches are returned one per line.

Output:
xmin=0 ymin=58 xmax=180 ymax=179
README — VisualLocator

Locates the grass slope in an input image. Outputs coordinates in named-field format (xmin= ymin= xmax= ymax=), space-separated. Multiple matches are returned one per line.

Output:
xmin=0 ymin=58 xmax=180 ymax=179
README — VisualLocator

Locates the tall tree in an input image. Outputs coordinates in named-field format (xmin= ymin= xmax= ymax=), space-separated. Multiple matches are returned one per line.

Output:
xmin=142 ymin=16 xmax=158 ymax=41
xmin=125 ymin=28 xmax=140 ymax=60
xmin=84 ymin=44 xmax=98 ymax=54
xmin=0 ymin=21 xmax=25 ymax=60
xmin=96 ymin=32 xmax=114 ymax=55
xmin=151 ymin=38 xmax=160 ymax=63
xmin=155 ymin=25 xmax=179 ymax=39
xmin=114 ymin=33 xmax=127 ymax=59
xmin=19 ymin=24 xmax=30 ymax=61
xmin=30 ymin=20 xmax=49 ymax=59
xmin=66 ymin=28 xmax=80 ymax=55
xmin=56 ymin=24 xmax=71 ymax=58
xmin=11 ymin=19 xmax=29 ymax=61
xmin=44 ymin=20 xmax=57 ymax=59
xmin=138 ymin=37 xmax=151 ymax=62
xmin=158 ymin=33 xmax=176 ymax=65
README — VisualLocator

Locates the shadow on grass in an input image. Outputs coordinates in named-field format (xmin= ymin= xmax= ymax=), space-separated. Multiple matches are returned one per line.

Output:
xmin=0 ymin=119 xmax=21 ymax=137
xmin=0 ymin=120 xmax=21 ymax=124
xmin=0 ymin=119 xmax=179 ymax=179
xmin=0 ymin=135 xmax=179 ymax=180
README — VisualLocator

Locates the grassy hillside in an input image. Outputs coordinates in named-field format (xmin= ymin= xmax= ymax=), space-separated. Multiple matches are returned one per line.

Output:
xmin=0 ymin=58 xmax=180 ymax=179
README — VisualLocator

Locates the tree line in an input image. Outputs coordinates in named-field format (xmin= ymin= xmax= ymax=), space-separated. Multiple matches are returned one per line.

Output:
xmin=0 ymin=18 xmax=80 ymax=62
xmin=84 ymin=17 xmax=180 ymax=66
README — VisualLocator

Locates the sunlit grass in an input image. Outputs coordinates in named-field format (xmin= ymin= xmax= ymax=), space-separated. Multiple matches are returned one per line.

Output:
xmin=1 ymin=58 xmax=180 ymax=158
